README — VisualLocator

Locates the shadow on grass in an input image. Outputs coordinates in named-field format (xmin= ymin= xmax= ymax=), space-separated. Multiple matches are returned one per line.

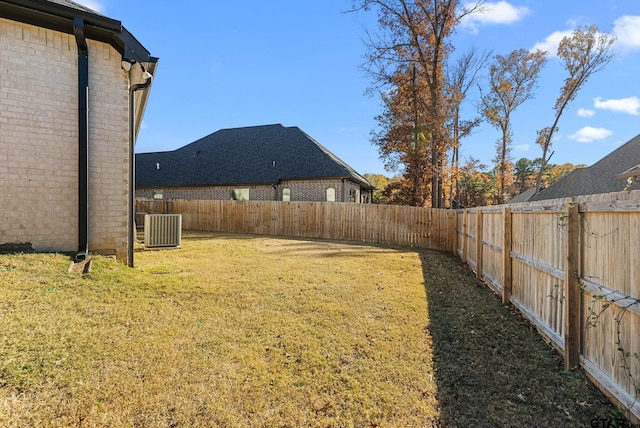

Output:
xmin=419 ymin=249 xmax=621 ymax=427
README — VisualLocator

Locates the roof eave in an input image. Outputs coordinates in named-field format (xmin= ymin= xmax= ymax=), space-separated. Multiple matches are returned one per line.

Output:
xmin=138 ymin=177 xmax=376 ymax=189
xmin=617 ymin=163 xmax=640 ymax=180
xmin=138 ymin=181 xmax=279 ymax=189
xmin=278 ymin=175 xmax=374 ymax=190
xmin=0 ymin=0 xmax=156 ymax=63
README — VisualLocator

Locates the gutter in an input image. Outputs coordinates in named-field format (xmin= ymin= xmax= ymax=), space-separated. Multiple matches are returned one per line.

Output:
xmin=0 ymin=0 xmax=155 ymax=63
xmin=74 ymin=17 xmax=89 ymax=262
xmin=128 ymin=67 xmax=153 ymax=268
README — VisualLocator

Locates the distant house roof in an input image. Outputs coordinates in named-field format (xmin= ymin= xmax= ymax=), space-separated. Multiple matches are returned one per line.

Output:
xmin=526 ymin=133 xmax=640 ymax=202
xmin=508 ymin=186 xmax=538 ymax=204
xmin=136 ymin=124 xmax=374 ymax=190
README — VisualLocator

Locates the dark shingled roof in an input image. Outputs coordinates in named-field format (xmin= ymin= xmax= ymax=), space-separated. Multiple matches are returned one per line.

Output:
xmin=530 ymin=133 xmax=640 ymax=201
xmin=508 ymin=186 xmax=538 ymax=204
xmin=136 ymin=124 xmax=374 ymax=189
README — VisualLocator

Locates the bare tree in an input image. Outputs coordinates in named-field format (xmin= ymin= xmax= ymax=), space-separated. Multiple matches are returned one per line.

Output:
xmin=447 ymin=46 xmax=490 ymax=206
xmin=533 ymin=25 xmax=615 ymax=194
xmin=480 ymin=48 xmax=548 ymax=203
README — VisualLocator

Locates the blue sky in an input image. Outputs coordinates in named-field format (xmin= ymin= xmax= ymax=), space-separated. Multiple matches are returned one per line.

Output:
xmin=80 ymin=0 xmax=640 ymax=176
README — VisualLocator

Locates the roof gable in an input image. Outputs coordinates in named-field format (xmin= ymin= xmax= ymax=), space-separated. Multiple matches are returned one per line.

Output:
xmin=136 ymin=124 xmax=373 ymax=189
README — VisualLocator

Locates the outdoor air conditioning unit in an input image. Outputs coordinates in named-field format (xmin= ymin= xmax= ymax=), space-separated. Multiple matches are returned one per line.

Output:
xmin=144 ymin=214 xmax=182 ymax=248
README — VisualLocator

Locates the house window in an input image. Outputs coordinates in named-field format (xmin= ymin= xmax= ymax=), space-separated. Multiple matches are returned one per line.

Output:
xmin=231 ymin=188 xmax=250 ymax=200
xmin=349 ymin=188 xmax=357 ymax=202
xmin=153 ymin=190 xmax=163 ymax=200
xmin=326 ymin=187 xmax=336 ymax=202
xmin=282 ymin=188 xmax=291 ymax=201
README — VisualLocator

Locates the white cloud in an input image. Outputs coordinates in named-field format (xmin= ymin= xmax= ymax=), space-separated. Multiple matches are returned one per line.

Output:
xmin=515 ymin=144 xmax=529 ymax=151
xmin=613 ymin=15 xmax=640 ymax=51
xmin=536 ymin=16 xmax=638 ymax=57
xmin=531 ymin=30 xmax=572 ymax=56
xmin=461 ymin=1 xmax=530 ymax=32
xmin=593 ymin=96 xmax=640 ymax=115
xmin=74 ymin=0 xmax=105 ymax=13
xmin=569 ymin=127 xmax=612 ymax=143
xmin=577 ymin=108 xmax=595 ymax=117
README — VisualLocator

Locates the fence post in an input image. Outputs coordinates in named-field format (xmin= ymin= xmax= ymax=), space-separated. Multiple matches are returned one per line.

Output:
xmin=461 ymin=210 xmax=468 ymax=263
xmin=476 ymin=209 xmax=483 ymax=280
xmin=564 ymin=203 xmax=580 ymax=370
xmin=502 ymin=207 xmax=512 ymax=304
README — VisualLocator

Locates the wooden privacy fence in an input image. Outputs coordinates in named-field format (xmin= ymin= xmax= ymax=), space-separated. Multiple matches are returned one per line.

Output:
xmin=136 ymin=193 xmax=640 ymax=421
xmin=457 ymin=190 xmax=640 ymax=422
xmin=137 ymin=199 xmax=457 ymax=252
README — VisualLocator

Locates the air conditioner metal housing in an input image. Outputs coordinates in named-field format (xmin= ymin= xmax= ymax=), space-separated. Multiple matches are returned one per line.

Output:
xmin=144 ymin=214 xmax=182 ymax=248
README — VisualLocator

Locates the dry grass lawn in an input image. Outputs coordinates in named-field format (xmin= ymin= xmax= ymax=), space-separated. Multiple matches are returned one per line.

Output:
xmin=0 ymin=231 xmax=622 ymax=427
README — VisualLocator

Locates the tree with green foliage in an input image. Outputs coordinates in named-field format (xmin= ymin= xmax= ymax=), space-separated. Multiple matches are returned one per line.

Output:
xmin=363 ymin=173 xmax=391 ymax=203
xmin=513 ymin=157 xmax=537 ymax=194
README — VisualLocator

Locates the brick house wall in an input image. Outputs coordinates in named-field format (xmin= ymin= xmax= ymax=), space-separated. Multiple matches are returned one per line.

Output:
xmin=0 ymin=18 xmax=129 ymax=258
xmin=278 ymin=179 xmax=344 ymax=202
xmin=137 ymin=184 xmax=277 ymax=201
xmin=137 ymin=178 xmax=369 ymax=203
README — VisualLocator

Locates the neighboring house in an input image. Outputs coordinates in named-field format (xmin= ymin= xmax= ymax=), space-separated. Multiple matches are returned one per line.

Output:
xmin=0 ymin=0 xmax=157 ymax=263
xmin=136 ymin=124 xmax=374 ymax=203
xmin=509 ymin=133 xmax=640 ymax=203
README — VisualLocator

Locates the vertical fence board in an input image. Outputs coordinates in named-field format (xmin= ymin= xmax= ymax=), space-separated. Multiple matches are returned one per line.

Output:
xmin=503 ymin=207 xmax=512 ymax=304
xmin=461 ymin=210 xmax=468 ymax=262
xmin=467 ymin=211 xmax=477 ymax=269
xmin=564 ymin=203 xmax=580 ymax=370
xmin=476 ymin=209 xmax=484 ymax=280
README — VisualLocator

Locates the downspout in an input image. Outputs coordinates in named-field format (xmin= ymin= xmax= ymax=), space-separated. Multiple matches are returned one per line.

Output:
xmin=128 ymin=66 xmax=153 ymax=267
xmin=73 ymin=17 xmax=89 ymax=262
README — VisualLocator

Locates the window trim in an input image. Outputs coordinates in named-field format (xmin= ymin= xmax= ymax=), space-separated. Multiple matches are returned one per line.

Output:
xmin=231 ymin=188 xmax=250 ymax=201
xmin=326 ymin=187 xmax=336 ymax=202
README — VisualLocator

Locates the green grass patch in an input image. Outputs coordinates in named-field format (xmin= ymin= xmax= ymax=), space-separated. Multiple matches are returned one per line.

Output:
xmin=0 ymin=232 xmax=621 ymax=426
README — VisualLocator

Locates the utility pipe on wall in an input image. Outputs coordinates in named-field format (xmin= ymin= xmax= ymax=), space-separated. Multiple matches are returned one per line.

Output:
xmin=73 ymin=17 xmax=89 ymax=262
xmin=128 ymin=66 xmax=153 ymax=267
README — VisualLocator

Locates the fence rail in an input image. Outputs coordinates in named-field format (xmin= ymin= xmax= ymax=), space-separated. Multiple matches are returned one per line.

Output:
xmin=136 ymin=192 xmax=640 ymax=422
